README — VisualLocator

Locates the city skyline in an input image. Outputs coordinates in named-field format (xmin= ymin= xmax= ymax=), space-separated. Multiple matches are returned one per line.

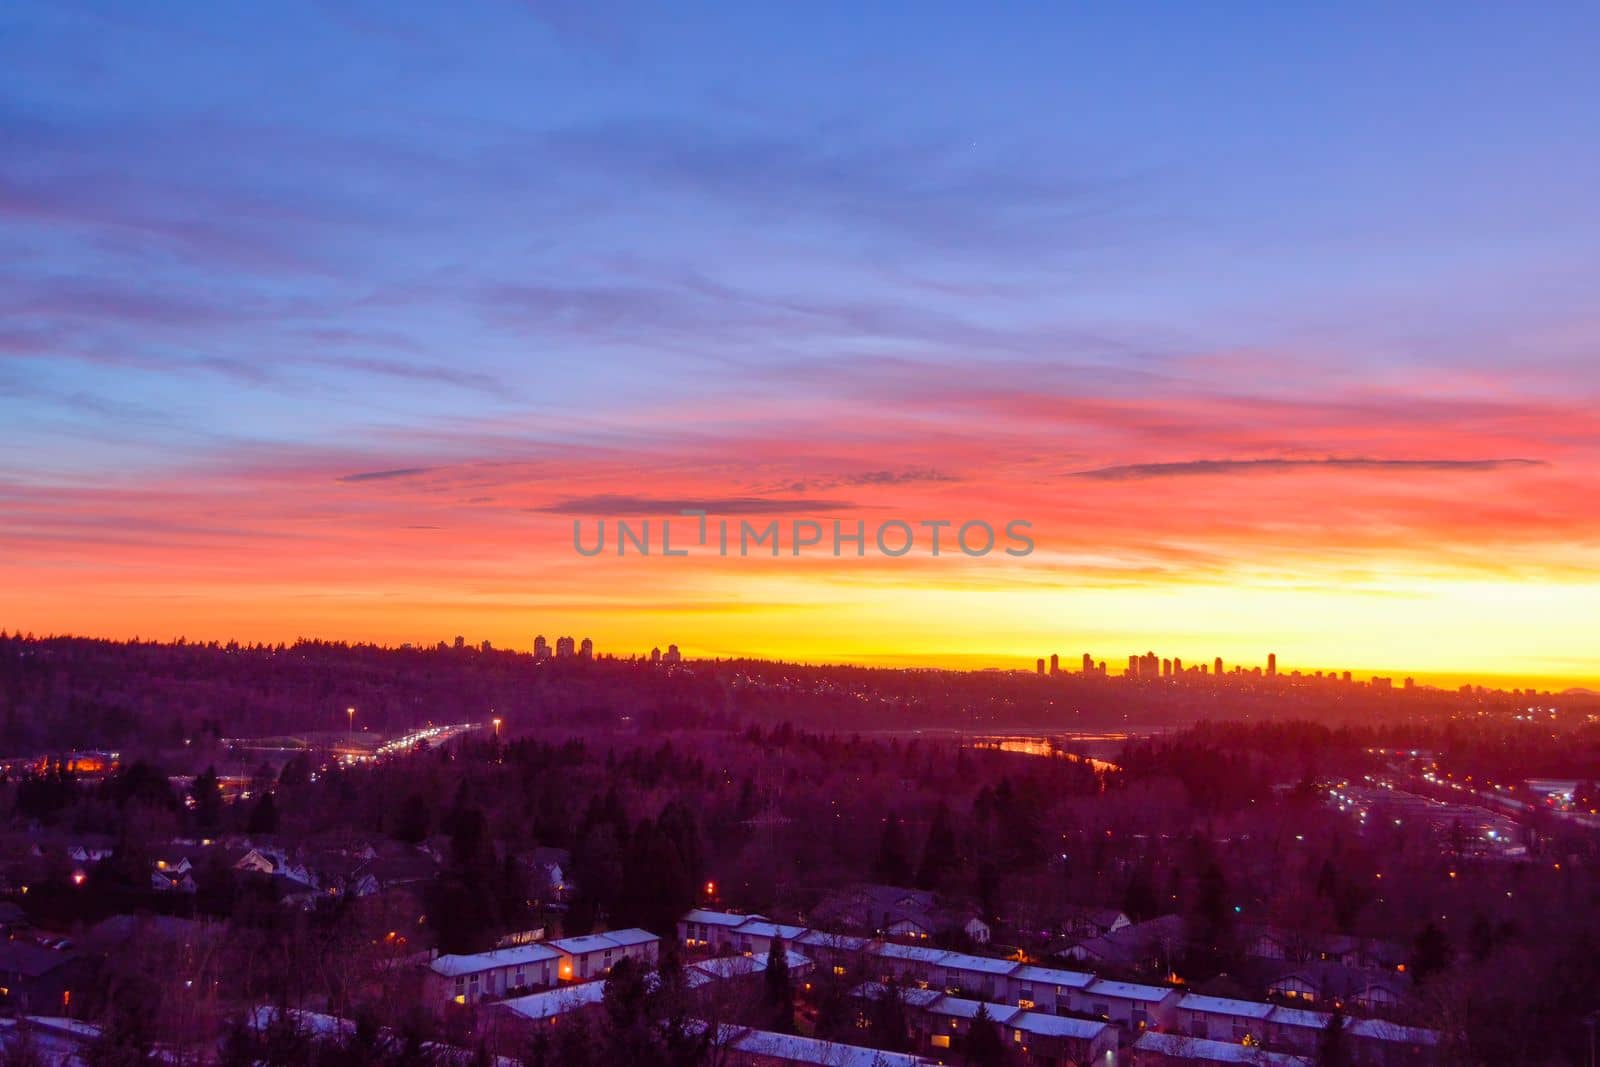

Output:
xmin=4 ymin=5 xmax=1600 ymax=689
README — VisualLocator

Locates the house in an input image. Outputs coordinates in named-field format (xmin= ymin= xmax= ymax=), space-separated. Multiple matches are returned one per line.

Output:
xmin=686 ymin=950 xmax=812 ymax=988
xmin=364 ymin=849 xmax=438 ymax=891
xmin=1262 ymin=1005 xmax=1332 ymax=1053
xmin=152 ymin=853 xmax=194 ymax=876
xmin=0 ymin=1016 xmax=103 ymax=1064
xmin=794 ymin=930 xmax=872 ymax=978
xmin=234 ymin=849 xmax=278 ymax=876
xmin=1175 ymin=994 xmax=1275 ymax=1044
xmin=1348 ymin=1018 xmax=1441 ymax=1065
xmin=1006 ymin=964 xmax=1093 ymax=1013
xmin=1063 ymin=914 xmax=1185 ymax=974
xmin=729 ymin=920 xmax=808 ymax=958
xmin=66 ymin=841 xmax=114 ymax=865
xmin=524 ymin=847 xmax=571 ymax=903
xmin=233 ymin=847 xmax=317 ymax=888
xmin=1011 ymin=1011 xmax=1117 ymax=1067
xmin=724 ymin=1027 xmax=934 ymax=1067
xmin=492 ymin=980 xmax=607 ymax=1023
xmin=921 ymin=996 xmax=1022 ymax=1054
xmin=811 ymin=884 xmax=988 ymax=945
xmin=0 ymin=942 xmax=94 ymax=1014
xmin=872 ymin=942 xmax=952 ymax=987
xmin=1244 ymin=925 xmax=1406 ymax=972
xmin=1059 ymin=905 xmax=1132 ymax=940
xmin=427 ymin=943 xmax=564 ymax=1005
xmin=547 ymin=928 xmax=659 ymax=982
xmin=1070 ymin=978 xmax=1180 ymax=1032
xmin=151 ymin=868 xmax=198 ymax=893
xmin=1132 ymin=1031 xmax=1311 ymax=1066
xmin=938 ymin=951 xmax=1018 ymax=1001
xmin=680 ymin=909 xmax=765 ymax=953
xmin=1247 ymin=927 xmax=1299 ymax=961
xmin=1265 ymin=962 xmax=1410 ymax=1013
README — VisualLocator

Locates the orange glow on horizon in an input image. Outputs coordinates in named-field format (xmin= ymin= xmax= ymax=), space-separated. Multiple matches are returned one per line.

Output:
xmin=3 ymin=378 xmax=1598 ymax=692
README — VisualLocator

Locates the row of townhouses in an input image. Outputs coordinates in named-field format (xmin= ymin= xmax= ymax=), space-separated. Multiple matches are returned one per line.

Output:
xmin=680 ymin=910 xmax=1440 ymax=1066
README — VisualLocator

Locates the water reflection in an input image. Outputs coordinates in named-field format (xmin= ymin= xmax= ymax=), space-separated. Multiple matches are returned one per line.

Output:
xmin=968 ymin=734 xmax=1122 ymax=773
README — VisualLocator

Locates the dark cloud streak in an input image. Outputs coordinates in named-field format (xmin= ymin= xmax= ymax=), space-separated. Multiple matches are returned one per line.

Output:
xmin=531 ymin=494 xmax=857 ymax=515
xmin=1070 ymin=457 xmax=1547 ymax=481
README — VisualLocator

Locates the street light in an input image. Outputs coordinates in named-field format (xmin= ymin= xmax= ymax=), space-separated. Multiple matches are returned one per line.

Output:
xmin=347 ymin=706 xmax=355 ymax=743
xmin=492 ymin=716 xmax=502 ymax=739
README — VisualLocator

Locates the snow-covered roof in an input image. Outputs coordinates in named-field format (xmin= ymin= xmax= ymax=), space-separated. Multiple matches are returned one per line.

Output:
xmin=429 ymin=943 xmax=561 ymax=977
xmin=1176 ymin=993 xmax=1276 ymax=1019
xmin=599 ymin=927 xmax=658 ymax=948
xmin=1348 ymin=1018 xmax=1440 ymax=1045
xmin=1083 ymin=977 xmax=1177 ymax=1003
xmin=875 ymin=943 xmax=950 ymax=965
xmin=731 ymin=1027 xmax=930 ymax=1067
xmin=796 ymin=930 xmax=872 ymax=953
xmin=687 ymin=950 xmax=812 ymax=986
xmin=928 ymin=996 xmax=1022 ymax=1025
xmin=847 ymin=982 xmax=945 ymax=1008
xmin=939 ymin=951 xmax=1019 ymax=976
xmin=1134 ymin=1032 xmax=1311 ymax=1066
xmin=1012 ymin=964 xmax=1094 ymax=989
xmin=682 ymin=909 xmax=761 ymax=928
xmin=1014 ymin=1012 xmax=1110 ymax=1040
xmin=731 ymin=919 xmax=808 ymax=940
xmin=1266 ymin=1006 xmax=1332 ymax=1030
xmin=497 ymin=982 xmax=606 ymax=1021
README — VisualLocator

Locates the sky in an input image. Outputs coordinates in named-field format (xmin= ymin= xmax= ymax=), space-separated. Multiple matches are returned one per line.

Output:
xmin=3 ymin=3 xmax=1600 ymax=688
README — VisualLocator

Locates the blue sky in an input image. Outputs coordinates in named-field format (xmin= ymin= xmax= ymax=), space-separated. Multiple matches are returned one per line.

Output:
xmin=3 ymin=3 xmax=1599 ymax=680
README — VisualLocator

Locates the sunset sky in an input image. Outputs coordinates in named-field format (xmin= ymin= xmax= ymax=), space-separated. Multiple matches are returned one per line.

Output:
xmin=4 ymin=4 xmax=1599 ymax=687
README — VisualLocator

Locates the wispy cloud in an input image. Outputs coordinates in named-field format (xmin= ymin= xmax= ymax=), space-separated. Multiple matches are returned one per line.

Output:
xmin=1069 ymin=457 xmax=1548 ymax=480
xmin=764 ymin=468 xmax=962 ymax=493
xmin=337 ymin=467 xmax=434 ymax=483
xmin=531 ymin=494 xmax=856 ymax=515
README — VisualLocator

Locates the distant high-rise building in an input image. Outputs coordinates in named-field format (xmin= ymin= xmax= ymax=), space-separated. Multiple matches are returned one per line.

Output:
xmin=1161 ymin=658 xmax=1172 ymax=678
xmin=1214 ymin=657 xmax=1224 ymax=676
xmin=1128 ymin=654 xmax=1139 ymax=677
xmin=1267 ymin=653 xmax=1277 ymax=676
xmin=480 ymin=639 xmax=492 ymax=653
xmin=1082 ymin=653 xmax=1094 ymax=673
xmin=1036 ymin=658 xmax=1046 ymax=675
xmin=579 ymin=637 xmax=593 ymax=659
xmin=454 ymin=635 xmax=465 ymax=650
xmin=1097 ymin=661 xmax=1107 ymax=675
xmin=1343 ymin=670 xmax=1352 ymax=683
xmin=1046 ymin=653 xmax=1057 ymax=675
xmin=651 ymin=647 xmax=662 ymax=664
xmin=534 ymin=635 xmax=550 ymax=660
xmin=1142 ymin=652 xmax=1159 ymax=678
xmin=1404 ymin=676 xmax=1415 ymax=690
xmin=555 ymin=636 xmax=575 ymax=657
xmin=1173 ymin=657 xmax=1183 ymax=674
xmin=662 ymin=643 xmax=682 ymax=664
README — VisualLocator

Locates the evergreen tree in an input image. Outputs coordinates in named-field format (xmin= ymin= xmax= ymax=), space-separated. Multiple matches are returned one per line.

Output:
xmin=246 ymin=791 xmax=279 ymax=835
xmin=1316 ymin=1006 xmax=1348 ymax=1067
xmin=191 ymin=765 xmax=223 ymax=831
xmin=1412 ymin=920 xmax=1452 ymax=984
xmin=965 ymin=1002 xmax=1007 ymax=1066
xmin=764 ymin=935 xmax=795 ymax=1033
xmin=916 ymin=802 xmax=959 ymax=890
xmin=393 ymin=792 xmax=431 ymax=844
xmin=875 ymin=810 xmax=912 ymax=885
